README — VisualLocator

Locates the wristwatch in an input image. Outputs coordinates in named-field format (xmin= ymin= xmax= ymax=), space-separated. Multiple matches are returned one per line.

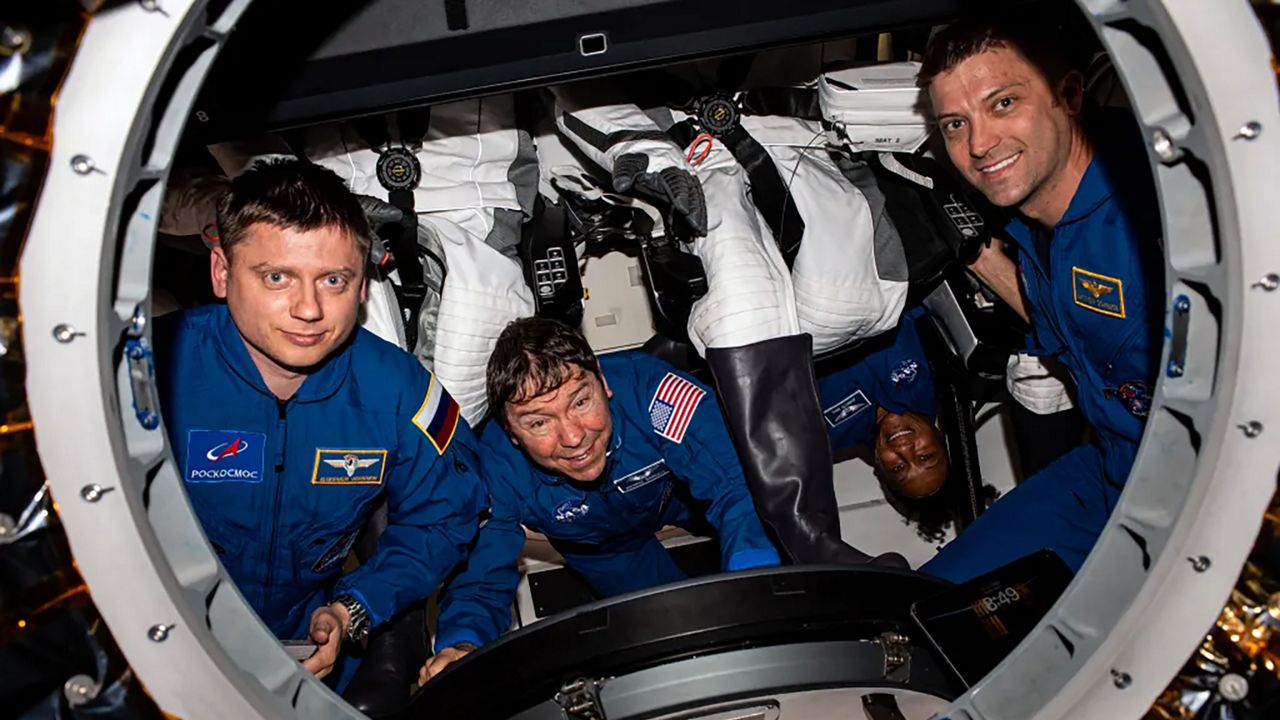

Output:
xmin=332 ymin=594 xmax=371 ymax=643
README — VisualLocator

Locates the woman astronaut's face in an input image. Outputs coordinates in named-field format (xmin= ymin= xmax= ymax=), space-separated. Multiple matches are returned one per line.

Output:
xmin=504 ymin=365 xmax=615 ymax=483
xmin=211 ymin=222 xmax=367 ymax=383
xmin=875 ymin=410 xmax=949 ymax=499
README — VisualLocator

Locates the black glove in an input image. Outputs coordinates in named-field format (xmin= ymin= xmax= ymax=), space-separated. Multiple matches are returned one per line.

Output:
xmin=612 ymin=153 xmax=709 ymax=238
xmin=355 ymin=194 xmax=405 ymax=267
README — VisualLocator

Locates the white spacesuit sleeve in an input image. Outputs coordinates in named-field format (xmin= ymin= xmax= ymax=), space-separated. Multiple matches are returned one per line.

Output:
xmin=1006 ymin=352 xmax=1077 ymax=415
xmin=550 ymin=83 xmax=689 ymax=176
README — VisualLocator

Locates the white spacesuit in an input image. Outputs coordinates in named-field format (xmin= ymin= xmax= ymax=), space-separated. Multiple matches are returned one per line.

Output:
xmin=207 ymin=96 xmax=538 ymax=424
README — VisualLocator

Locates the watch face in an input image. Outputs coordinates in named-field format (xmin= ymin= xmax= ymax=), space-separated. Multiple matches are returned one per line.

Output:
xmin=699 ymin=95 xmax=740 ymax=136
xmin=376 ymin=146 xmax=421 ymax=191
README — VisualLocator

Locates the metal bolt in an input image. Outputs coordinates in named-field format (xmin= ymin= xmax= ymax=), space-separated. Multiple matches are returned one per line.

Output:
xmin=1219 ymin=672 xmax=1249 ymax=702
xmin=138 ymin=0 xmax=165 ymax=12
xmin=138 ymin=411 xmax=160 ymax=430
xmin=1166 ymin=359 xmax=1185 ymax=378
xmin=2 ymin=26 xmax=32 ymax=54
xmin=1111 ymin=669 xmax=1132 ymax=689
xmin=1252 ymin=273 xmax=1280 ymax=291
xmin=1235 ymin=121 xmax=1263 ymax=141
xmin=79 ymin=484 xmax=113 ymax=503
xmin=0 ymin=512 xmax=14 ymax=537
xmin=52 ymin=324 xmax=85 ymax=343
xmin=1173 ymin=294 xmax=1191 ymax=314
xmin=129 ymin=305 xmax=147 ymax=337
xmin=1189 ymin=555 xmax=1211 ymax=572
xmin=1151 ymin=128 xmax=1177 ymax=162
xmin=1239 ymin=421 xmax=1264 ymax=439
xmin=69 ymin=154 xmax=97 ymax=175
xmin=63 ymin=674 xmax=100 ymax=707
xmin=147 ymin=623 xmax=173 ymax=642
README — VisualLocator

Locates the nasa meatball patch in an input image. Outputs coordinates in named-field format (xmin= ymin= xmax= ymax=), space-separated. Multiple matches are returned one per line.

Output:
xmin=186 ymin=430 xmax=266 ymax=484
xmin=311 ymin=449 xmax=388 ymax=486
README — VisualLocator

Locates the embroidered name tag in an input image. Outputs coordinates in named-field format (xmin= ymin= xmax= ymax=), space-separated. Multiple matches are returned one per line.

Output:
xmin=613 ymin=459 xmax=672 ymax=494
xmin=186 ymin=430 xmax=266 ymax=483
xmin=311 ymin=449 xmax=388 ymax=486
xmin=1072 ymin=267 xmax=1126 ymax=319
xmin=823 ymin=389 xmax=871 ymax=428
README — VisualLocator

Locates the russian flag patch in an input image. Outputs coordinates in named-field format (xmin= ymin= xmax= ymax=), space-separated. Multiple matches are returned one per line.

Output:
xmin=412 ymin=375 xmax=461 ymax=455
xmin=648 ymin=372 xmax=706 ymax=444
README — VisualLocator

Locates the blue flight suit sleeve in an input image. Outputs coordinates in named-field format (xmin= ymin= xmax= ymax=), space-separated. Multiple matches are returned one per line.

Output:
xmin=632 ymin=357 xmax=781 ymax=572
xmin=434 ymin=423 xmax=530 ymax=649
xmin=332 ymin=365 xmax=487 ymax=628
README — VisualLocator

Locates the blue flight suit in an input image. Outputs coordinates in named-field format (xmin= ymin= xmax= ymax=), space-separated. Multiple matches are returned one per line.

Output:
xmin=435 ymin=351 xmax=781 ymax=650
xmin=922 ymin=121 xmax=1163 ymax=583
xmin=817 ymin=309 xmax=937 ymax=452
xmin=156 ymin=305 xmax=486 ymax=658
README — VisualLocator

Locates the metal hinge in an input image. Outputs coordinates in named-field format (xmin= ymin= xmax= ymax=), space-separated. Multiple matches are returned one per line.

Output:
xmin=555 ymin=677 xmax=607 ymax=720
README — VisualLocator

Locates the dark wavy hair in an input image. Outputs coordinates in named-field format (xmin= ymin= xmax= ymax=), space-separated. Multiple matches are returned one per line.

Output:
xmin=487 ymin=317 xmax=601 ymax=427
xmin=917 ymin=13 xmax=1074 ymax=92
xmin=215 ymin=158 xmax=371 ymax=258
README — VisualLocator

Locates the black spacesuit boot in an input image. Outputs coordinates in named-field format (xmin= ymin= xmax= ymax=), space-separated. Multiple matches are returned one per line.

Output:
xmin=342 ymin=605 xmax=430 ymax=718
xmin=706 ymin=333 xmax=906 ymax=567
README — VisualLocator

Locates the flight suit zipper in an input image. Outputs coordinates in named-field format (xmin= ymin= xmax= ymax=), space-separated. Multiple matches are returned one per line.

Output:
xmin=263 ymin=398 xmax=289 ymax=616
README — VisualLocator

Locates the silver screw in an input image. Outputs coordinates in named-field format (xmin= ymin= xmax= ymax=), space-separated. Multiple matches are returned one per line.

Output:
xmin=1235 ymin=121 xmax=1263 ymax=141
xmin=1219 ymin=672 xmax=1249 ymax=702
xmin=138 ymin=0 xmax=165 ymax=12
xmin=79 ymin=484 xmax=112 ymax=502
xmin=129 ymin=305 xmax=147 ymax=337
xmin=1111 ymin=669 xmax=1132 ymax=689
xmin=1189 ymin=555 xmax=1211 ymax=572
xmin=1239 ymin=421 xmax=1264 ymax=439
xmin=1151 ymin=128 xmax=1177 ymax=162
xmin=2 ymin=26 xmax=31 ymax=54
xmin=70 ymin=154 xmax=97 ymax=175
xmin=0 ymin=512 xmax=15 ymax=537
xmin=63 ymin=674 xmax=100 ymax=707
xmin=147 ymin=623 xmax=173 ymax=642
xmin=52 ymin=324 xmax=85 ymax=343
xmin=1173 ymin=295 xmax=1190 ymax=314
xmin=1252 ymin=273 xmax=1280 ymax=291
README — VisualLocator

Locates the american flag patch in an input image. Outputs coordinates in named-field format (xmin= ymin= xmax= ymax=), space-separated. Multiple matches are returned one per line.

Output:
xmin=648 ymin=372 xmax=706 ymax=444
xmin=412 ymin=375 xmax=461 ymax=455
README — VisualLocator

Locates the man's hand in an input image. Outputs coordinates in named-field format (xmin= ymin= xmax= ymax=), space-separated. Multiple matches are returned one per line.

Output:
xmin=417 ymin=643 xmax=477 ymax=686
xmin=612 ymin=153 xmax=709 ymax=238
xmin=966 ymin=236 xmax=1030 ymax=323
xmin=301 ymin=603 xmax=351 ymax=679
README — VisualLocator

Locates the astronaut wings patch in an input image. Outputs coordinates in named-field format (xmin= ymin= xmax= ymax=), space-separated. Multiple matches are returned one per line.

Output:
xmin=649 ymin=372 xmax=706 ymax=444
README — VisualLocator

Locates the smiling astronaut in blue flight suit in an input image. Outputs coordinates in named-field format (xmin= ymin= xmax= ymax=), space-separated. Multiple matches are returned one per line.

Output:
xmin=914 ymin=17 xmax=1163 ymax=582
xmin=419 ymin=317 xmax=780 ymax=682
xmin=817 ymin=308 xmax=949 ymax=502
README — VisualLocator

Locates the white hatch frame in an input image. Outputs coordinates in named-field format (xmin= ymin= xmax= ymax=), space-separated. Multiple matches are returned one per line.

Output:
xmin=18 ymin=1 xmax=1280 ymax=718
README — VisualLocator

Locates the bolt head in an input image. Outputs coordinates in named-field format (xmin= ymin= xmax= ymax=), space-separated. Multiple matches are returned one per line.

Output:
xmin=1111 ymin=669 xmax=1132 ymax=689
xmin=1237 ymin=121 xmax=1263 ymax=141
xmin=1219 ymin=672 xmax=1249 ymax=702
xmin=1166 ymin=359 xmax=1185 ymax=378
xmin=63 ymin=674 xmax=100 ymax=707
xmin=79 ymin=484 xmax=103 ymax=502
xmin=1255 ymin=273 xmax=1280 ymax=292
xmin=69 ymin=155 xmax=95 ymax=175
xmin=1189 ymin=555 xmax=1211 ymax=572
xmin=1240 ymin=421 xmax=1264 ymax=438
xmin=1173 ymin=295 xmax=1191 ymax=314
xmin=147 ymin=624 xmax=171 ymax=642
xmin=1151 ymin=128 xmax=1176 ymax=162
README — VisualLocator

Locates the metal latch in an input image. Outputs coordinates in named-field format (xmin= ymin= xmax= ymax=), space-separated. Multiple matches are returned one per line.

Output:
xmin=555 ymin=677 xmax=606 ymax=720
xmin=876 ymin=631 xmax=912 ymax=683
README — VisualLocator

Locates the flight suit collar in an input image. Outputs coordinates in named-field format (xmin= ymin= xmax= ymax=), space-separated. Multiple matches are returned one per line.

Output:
xmin=1057 ymin=156 xmax=1115 ymax=228
xmin=210 ymin=303 xmax=352 ymax=403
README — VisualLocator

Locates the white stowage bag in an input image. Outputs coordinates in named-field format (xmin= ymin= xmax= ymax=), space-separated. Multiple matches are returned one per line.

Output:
xmin=1006 ymin=352 xmax=1077 ymax=415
